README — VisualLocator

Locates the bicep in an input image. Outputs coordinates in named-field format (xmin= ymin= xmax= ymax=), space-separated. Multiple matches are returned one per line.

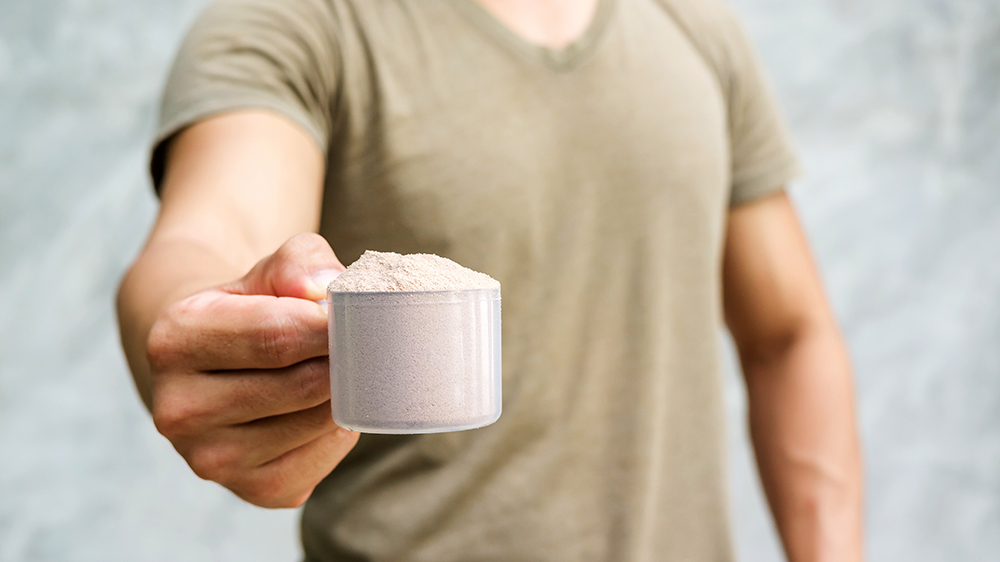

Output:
xmin=153 ymin=110 xmax=326 ymax=273
xmin=722 ymin=191 xmax=834 ymax=362
xmin=148 ymin=0 xmax=340 ymax=272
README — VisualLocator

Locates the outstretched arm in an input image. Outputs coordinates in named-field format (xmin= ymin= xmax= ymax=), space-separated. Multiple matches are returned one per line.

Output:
xmin=117 ymin=110 xmax=358 ymax=508
xmin=723 ymin=192 xmax=864 ymax=562
xmin=118 ymin=110 xmax=327 ymax=407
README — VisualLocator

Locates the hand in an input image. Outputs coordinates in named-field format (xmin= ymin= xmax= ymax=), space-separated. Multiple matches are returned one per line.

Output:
xmin=146 ymin=233 xmax=359 ymax=508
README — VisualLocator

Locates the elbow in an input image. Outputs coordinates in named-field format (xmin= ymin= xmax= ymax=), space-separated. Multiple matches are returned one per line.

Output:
xmin=115 ymin=263 xmax=156 ymax=412
xmin=738 ymin=326 xmax=800 ymax=368
xmin=732 ymin=312 xmax=843 ymax=371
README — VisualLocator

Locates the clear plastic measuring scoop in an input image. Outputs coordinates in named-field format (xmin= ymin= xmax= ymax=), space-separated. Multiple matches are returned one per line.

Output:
xmin=328 ymin=287 xmax=501 ymax=434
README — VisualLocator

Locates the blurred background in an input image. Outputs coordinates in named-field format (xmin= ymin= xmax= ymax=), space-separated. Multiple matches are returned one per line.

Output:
xmin=1 ymin=0 xmax=997 ymax=560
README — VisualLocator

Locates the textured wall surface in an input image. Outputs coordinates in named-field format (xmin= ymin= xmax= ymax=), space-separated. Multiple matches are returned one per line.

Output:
xmin=0 ymin=0 xmax=997 ymax=560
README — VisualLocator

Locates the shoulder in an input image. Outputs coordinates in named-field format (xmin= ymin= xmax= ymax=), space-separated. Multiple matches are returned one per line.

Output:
xmin=189 ymin=0 xmax=359 ymax=44
xmin=195 ymin=0 xmax=345 ymax=28
xmin=179 ymin=0 xmax=355 ymax=83
xmin=647 ymin=0 xmax=753 ymax=92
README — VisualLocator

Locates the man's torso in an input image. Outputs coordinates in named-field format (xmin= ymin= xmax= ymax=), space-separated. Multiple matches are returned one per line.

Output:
xmin=308 ymin=1 xmax=733 ymax=560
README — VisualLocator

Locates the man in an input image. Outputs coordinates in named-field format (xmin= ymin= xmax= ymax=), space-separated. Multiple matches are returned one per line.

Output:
xmin=117 ymin=0 xmax=864 ymax=560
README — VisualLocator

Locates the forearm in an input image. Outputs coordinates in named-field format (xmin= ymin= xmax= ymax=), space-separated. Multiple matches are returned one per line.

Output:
xmin=116 ymin=111 xmax=326 ymax=410
xmin=116 ymin=235 xmax=251 ymax=410
xmin=742 ymin=322 xmax=863 ymax=562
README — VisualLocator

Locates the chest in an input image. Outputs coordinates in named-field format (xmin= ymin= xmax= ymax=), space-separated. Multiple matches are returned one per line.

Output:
xmin=322 ymin=3 xmax=731 ymax=274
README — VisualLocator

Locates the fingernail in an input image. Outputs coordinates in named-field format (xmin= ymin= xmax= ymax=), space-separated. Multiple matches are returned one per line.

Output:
xmin=310 ymin=269 xmax=342 ymax=295
xmin=316 ymin=299 xmax=329 ymax=314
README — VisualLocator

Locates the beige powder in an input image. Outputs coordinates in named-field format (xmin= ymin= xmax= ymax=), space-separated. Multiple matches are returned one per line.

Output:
xmin=329 ymin=250 xmax=500 ymax=292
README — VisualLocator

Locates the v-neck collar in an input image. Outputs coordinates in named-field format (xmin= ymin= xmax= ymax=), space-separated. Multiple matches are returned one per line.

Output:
xmin=448 ymin=0 xmax=617 ymax=72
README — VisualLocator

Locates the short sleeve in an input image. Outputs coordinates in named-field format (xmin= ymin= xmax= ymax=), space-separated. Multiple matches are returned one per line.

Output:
xmin=720 ymin=16 xmax=802 ymax=207
xmin=151 ymin=0 xmax=341 ymax=188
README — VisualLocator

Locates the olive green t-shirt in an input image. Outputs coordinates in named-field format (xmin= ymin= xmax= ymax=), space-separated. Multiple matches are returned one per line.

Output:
xmin=154 ymin=0 xmax=800 ymax=559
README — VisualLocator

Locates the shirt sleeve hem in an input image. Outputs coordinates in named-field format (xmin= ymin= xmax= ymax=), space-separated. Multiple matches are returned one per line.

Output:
xmin=728 ymin=154 xmax=802 ymax=208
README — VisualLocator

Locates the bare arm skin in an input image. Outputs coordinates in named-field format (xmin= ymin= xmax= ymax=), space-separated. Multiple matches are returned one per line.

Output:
xmin=723 ymin=192 xmax=864 ymax=562
xmin=116 ymin=110 xmax=359 ymax=508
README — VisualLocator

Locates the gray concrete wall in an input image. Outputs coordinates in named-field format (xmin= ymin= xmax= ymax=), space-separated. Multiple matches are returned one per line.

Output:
xmin=1 ymin=0 xmax=997 ymax=560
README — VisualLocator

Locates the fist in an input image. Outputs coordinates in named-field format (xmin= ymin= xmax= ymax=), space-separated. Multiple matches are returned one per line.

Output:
xmin=146 ymin=233 xmax=359 ymax=508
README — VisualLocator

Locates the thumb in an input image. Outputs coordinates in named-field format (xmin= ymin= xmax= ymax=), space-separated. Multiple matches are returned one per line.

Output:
xmin=226 ymin=233 xmax=345 ymax=300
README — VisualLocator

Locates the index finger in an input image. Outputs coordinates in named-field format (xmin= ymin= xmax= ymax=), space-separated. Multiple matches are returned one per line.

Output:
xmin=148 ymin=290 xmax=329 ymax=372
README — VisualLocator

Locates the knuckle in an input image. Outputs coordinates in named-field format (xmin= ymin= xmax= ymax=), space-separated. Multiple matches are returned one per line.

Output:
xmin=272 ymin=234 xmax=331 ymax=271
xmin=272 ymin=494 xmax=309 ymax=510
xmin=146 ymin=317 xmax=180 ymax=372
xmin=146 ymin=298 xmax=200 ymax=371
xmin=187 ymin=443 xmax=239 ymax=483
xmin=297 ymin=358 xmax=331 ymax=404
xmin=282 ymin=233 xmax=328 ymax=257
xmin=283 ymin=490 xmax=312 ymax=509
xmin=258 ymin=311 xmax=302 ymax=365
xmin=151 ymin=389 xmax=199 ymax=437
xmin=238 ymin=474 xmax=291 ymax=508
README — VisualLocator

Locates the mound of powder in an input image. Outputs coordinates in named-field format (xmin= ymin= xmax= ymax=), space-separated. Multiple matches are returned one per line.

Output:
xmin=329 ymin=250 xmax=500 ymax=292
